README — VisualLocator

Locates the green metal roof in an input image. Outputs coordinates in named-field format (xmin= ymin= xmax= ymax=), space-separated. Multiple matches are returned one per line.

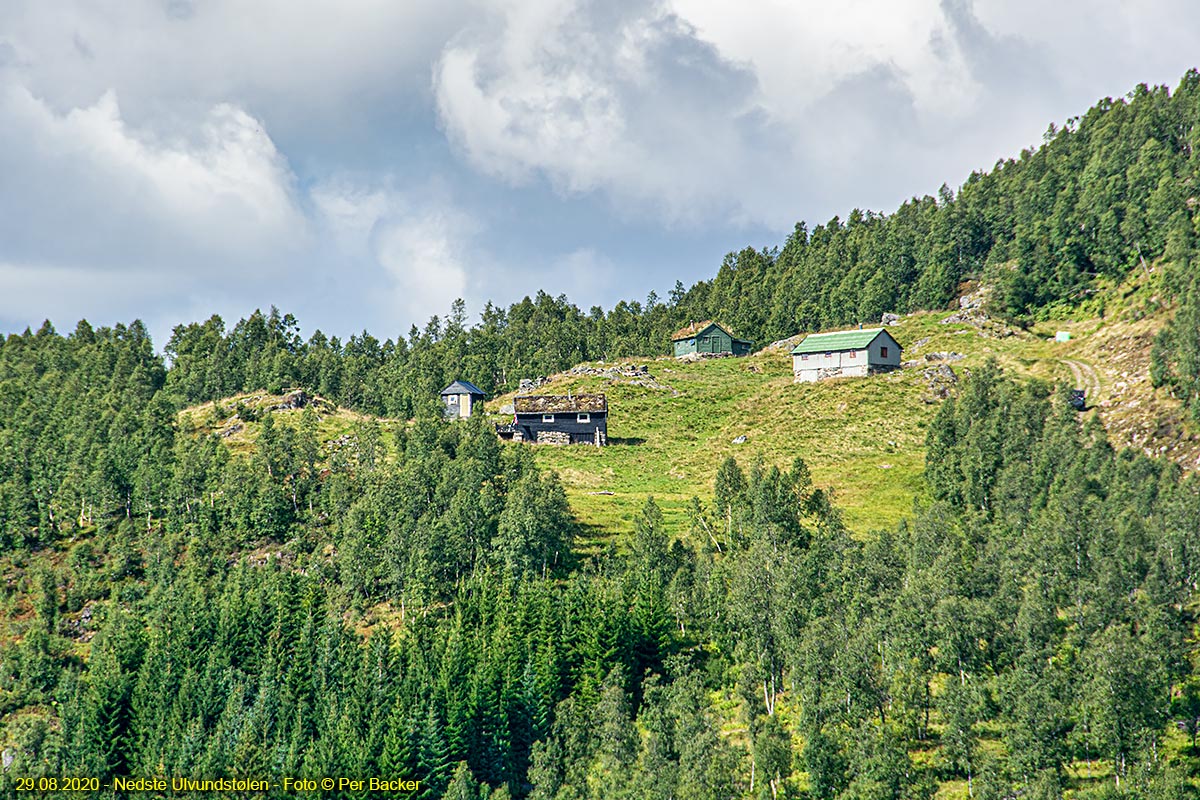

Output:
xmin=790 ymin=328 xmax=896 ymax=355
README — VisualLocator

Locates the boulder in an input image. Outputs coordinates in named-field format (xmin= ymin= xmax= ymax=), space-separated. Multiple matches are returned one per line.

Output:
xmin=272 ymin=389 xmax=308 ymax=410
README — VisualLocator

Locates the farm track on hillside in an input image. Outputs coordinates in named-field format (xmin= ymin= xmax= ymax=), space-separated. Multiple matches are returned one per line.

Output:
xmin=1061 ymin=358 xmax=1102 ymax=399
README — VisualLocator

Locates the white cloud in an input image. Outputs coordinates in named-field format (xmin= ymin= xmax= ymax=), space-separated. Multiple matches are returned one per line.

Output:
xmin=312 ymin=181 xmax=472 ymax=327
xmin=0 ymin=1 xmax=469 ymax=126
xmin=431 ymin=0 xmax=991 ymax=227
xmin=672 ymin=0 xmax=980 ymax=120
xmin=970 ymin=0 xmax=1200 ymax=97
xmin=5 ymin=0 xmax=1200 ymax=342
xmin=0 ymin=78 xmax=315 ymax=345
xmin=433 ymin=0 xmax=1200 ymax=229
xmin=435 ymin=0 xmax=778 ymax=224
xmin=374 ymin=211 xmax=471 ymax=323
xmin=0 ymin=83 xmax=306 ymax=267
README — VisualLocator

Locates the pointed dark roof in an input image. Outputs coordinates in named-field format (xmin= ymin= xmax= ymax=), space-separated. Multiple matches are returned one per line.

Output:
xmin=440 ymin=380 xmax=486 ymax=397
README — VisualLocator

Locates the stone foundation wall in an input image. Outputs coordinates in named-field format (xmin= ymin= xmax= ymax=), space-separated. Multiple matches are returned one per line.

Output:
xmin=794 ymin=364 xmax=897 ymax=383
xmin=536 ymin=430 xmax=572 ymax=446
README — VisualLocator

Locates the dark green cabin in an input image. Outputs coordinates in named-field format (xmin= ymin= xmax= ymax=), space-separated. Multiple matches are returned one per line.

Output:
xmin=671 ymin=320 xmax=752 ymax=357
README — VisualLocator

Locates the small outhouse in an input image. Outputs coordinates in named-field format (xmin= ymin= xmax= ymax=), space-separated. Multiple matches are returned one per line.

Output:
xmin=441 ymin=380 xmax=486 ymax=418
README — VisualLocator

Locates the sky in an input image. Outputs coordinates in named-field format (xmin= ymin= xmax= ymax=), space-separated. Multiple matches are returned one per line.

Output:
xmin=2 ymin=0 xmax=1200 ymax=349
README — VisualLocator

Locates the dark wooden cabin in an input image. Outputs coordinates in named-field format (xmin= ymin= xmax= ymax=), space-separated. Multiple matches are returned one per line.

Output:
xmin=498 ymin=394 xmax=607 ymax=446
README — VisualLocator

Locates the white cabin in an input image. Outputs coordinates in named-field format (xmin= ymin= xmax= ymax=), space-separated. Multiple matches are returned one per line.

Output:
xmin=791 ymin=328 xmax=902 ymax=383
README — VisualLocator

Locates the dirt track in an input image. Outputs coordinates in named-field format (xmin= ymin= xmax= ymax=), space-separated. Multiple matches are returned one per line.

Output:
xmin=1061 ymin=358 xmax=1102 ymax=399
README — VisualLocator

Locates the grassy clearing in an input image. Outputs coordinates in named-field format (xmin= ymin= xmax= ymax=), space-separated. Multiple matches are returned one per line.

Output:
xmin=490 ymin=313 xmax=989 ymax=540
xmin=175 ymin=274 xmax=1183 ymax=546
xmin=178 ymin=389 xmax=404 ymax=462
xmin=490 ymin=280 xmax=1179 ymax=543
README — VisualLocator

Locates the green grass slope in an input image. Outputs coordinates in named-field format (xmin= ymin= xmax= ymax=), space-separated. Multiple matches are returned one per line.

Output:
xmin=489 ymin=276 xmax=1192 ymax=540
xmin=171 ymin=274 xmax=1196 ymax=545
xmin=177 ymin=389 xmax=403 ymax=461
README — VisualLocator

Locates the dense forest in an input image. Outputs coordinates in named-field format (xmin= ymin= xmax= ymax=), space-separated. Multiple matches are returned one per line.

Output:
xmin=6 ymin=73 xmax=1200 ymax=799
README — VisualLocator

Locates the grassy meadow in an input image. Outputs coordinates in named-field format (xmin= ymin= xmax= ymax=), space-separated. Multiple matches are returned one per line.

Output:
xmin=176 ymin=274 xmax=1188 ymax=547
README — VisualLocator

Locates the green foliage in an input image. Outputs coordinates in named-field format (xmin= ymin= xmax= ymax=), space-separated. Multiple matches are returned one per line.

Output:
xmin=1152 ymin=275 xmax=1200 ymax=418
xmin=493 ymin=471 xmax=574 ymax=577
xmin=9 ymin=69 xmax=1200 ymax=800
xmin=4 ymin=334 xmax=1200 ymax=800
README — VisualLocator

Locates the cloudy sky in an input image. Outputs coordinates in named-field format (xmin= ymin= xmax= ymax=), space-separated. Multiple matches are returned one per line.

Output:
xmin=2 ymin=0 xmax=1199 ymax=348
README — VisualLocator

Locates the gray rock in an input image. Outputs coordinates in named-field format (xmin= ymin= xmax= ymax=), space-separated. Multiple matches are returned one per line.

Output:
xmin=921 ymin=364 xmax=959 ymax=400
xmin=568 ymin=363 xmax=670 ymax=390
xmin=959 ymin=288 xmax=989 ymax=309
xmin=271 ymin=389 xmax=308 ymax=411
xmin=518 ymin=376 xmax=552 ymax=392
xmin=768 ymin=333 xmax=806 ymax=351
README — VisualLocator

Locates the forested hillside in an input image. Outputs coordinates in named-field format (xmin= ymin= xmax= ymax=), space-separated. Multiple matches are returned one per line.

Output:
xmin=6 ymin=72 xmax=1200 ymax=799
xmin=158 ymin=72 xmax=1200 ymax=420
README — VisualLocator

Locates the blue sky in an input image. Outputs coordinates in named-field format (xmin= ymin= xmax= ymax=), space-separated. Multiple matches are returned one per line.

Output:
xmin=3 ymin=0 xmax=1200 ymax=348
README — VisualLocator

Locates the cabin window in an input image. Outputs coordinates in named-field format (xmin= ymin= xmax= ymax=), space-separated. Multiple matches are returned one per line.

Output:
xmin=849 ymin=351 xmax=856 ymax=358
xmin=800 ymin=354 xmax=809 ymax=361
xmin=577 ymin=413 xmax=590 ymax=423
xmin=880 ymin=346 xmax=889 ymax=358
xmin=825 ymin=352 xmax=832 ymax=357
xmin=447 ymin=395 xmax=458 ymax=404
xmin=542 ymin=414 xmax=555 ymax=423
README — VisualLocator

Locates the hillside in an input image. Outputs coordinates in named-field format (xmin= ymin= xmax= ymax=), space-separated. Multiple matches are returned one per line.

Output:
xmin=8 ymin=70 xmax=1200 ymax=800
xmin=483 ymin=274 xmax=1196 ymax=539
xmin=165 ymin=273 xmax=1199 ymax=542
xmin=176 ymin=388 xmax=403 ymax=461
